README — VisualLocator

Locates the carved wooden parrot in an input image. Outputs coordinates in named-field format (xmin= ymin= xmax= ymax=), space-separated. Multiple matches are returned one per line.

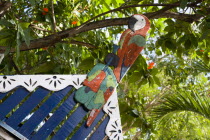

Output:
xmin=113 ymin=14 xmax=150 ymax=82
xmin=75 ymin=14 xmax=150 ymax=127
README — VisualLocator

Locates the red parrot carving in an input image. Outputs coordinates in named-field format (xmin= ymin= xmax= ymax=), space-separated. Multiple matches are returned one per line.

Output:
xmin=114 ymin=14 xmax=150 ymax=82
xmin=75 ymin=14 xmax=150 ymax=127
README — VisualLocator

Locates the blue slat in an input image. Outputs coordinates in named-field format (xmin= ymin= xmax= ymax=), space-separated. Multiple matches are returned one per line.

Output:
xmin=0 ymin=88 xmax=29 ymax=120
xmin=17 ymin=86 xmax=73 ymax=137
xmin=5 ymin=88 xmax=50 ymax=129
xmin=89 ymin=116 xmax=109 ymax=140
xmin=51 ymin=105 xmax=88 ymax=140
xmin=0 ymin=92 xmax=8 ymax=100
xmin=71 ymin=110 xmax=105 ymax=140
xmin=30 ymin=92 xmax=77 ymax=140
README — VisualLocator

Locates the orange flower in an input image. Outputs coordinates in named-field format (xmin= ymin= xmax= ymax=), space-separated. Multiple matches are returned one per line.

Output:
xmin=72 ymin=21 xmax=78 ymax=25
xmin=200 ymin=50 xmax=204 ymax=52
xmin=148 ymin=62 xmax=155 ymax=69
xmin=42 ymin=47 xmax=48 ymax=50
xmin=33 ymin=20 xmax=38 ymax=23
xmin=42 ymin=12 xmax=47 ymax=15
xmin=43 ymin=8 xmax=49 ymax=12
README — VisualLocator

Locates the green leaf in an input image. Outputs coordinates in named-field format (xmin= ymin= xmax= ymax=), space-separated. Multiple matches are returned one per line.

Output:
xmin=153 ymin=75 xmax=161 ymax=86
xmin=150 ymin=68 xmax=158 ymax=75
xmin=102 ymin=0 xmax=111 ymax=11
xmin=0 ymin=29 xmax=13 ymax=37
xmin=19 ymin=22 xmax=30 ymax=29
xmin=200 ymin=30 xmax=210 ymax=40
xmin=180 ymin=0 xmax=188 ymax=9
xmin=184 ymin=39 xmax=191 ymax=50
xmin=148 ymin=76 xmax=155 ymax=86
xmin=30 ymin=62 xmax=56 ymax=74
xmin=189 ymin=34 xmax=198 ymax=48
xmin=23 ymin=29 xmax=30 ymax=46
xmin=18 ymin=22 xmax=31 ymax=47
xmin=0 ymin=19 xmax=13 ymax=27
xmin=0 ymin=37 xmax=10 ymax=46
xmin=156 ymin=49 xmax=162 ymax=56
xmin=176 ymin=46 xmax=183 ymax=58
xmin=131 ymin=109 xmax=140 ymax=117
xmin=164 ymin=19 xmax=175 ymax=26
xmin=164 ymin=26 xmax=175 ymax=33
xmin=178 ymin=35 xmax=187 ymax=45
xmin=129 ymin=71 xmax=142 ymax=83
xmin=29 ymin=0 xmax=36 ymax=6
xmin=138 ymin=54 xmax=148 ymax=70
xmin=138 ymin=78 xmax=148 ymax=86
xmin=78 ymin=57 xmax=94 ymax=70
xmin=164 ymin=39 xmax=176 ymax=52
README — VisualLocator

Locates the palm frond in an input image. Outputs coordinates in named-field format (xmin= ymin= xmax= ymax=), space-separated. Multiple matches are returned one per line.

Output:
xmin=192 ymin=60 xmax=210 ymax=73
xmin=152 ymin=91 xmax=210 ymax=121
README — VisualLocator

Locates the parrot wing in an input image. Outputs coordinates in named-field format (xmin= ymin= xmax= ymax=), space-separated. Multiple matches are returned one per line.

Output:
xmin=128 ymin=35 xmax=146 ymax=47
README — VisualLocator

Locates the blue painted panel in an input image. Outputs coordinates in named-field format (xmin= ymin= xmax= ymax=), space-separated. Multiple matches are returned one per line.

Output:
xmin=0 ymin=92 xmax=7 ymax=100
xmin=5 ymin=88 xmax=50 ymax=129
xmin=0 ymin=92 xmax=8 ymax=100
xmin=30 ymin=92 xmax=77 ymax=140
xmin=89 ymin=116 xmax=109 ymax=140
xmin=0 ymin=88 xmax=29 ymax=120
xmin=71 ymin=110 xmax=105 ymax=140
xmin=17 ymin=86 xmax=73 ymax=138
xmin=51 ymin=105 xmax=88 ymax=140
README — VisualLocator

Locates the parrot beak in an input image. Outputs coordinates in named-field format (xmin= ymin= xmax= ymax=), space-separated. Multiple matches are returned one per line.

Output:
xmin=128 ymin=16 xmax=138 ymax=32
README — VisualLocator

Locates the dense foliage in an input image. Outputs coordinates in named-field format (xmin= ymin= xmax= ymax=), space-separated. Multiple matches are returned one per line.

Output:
xmin=0 ymin=0 xmax=210 ymax=139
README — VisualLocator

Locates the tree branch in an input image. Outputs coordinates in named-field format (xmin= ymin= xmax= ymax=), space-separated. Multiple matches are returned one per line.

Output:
xmin=147 ymin=11 xmax=203 ymax=22
xmin=0 ymin=11 xmax=203 ymax=53
xmin=0 ymin=1 xmax=12 ymax=17
xmin=84 ymin=1 xmax=202 ymax=24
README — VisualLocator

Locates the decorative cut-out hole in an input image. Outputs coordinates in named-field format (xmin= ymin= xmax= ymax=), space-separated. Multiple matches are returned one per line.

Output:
xmin=45 ymin=76 xmax=65 ymax=88
xmin=0 ymin=76 xmax=16 ymax=89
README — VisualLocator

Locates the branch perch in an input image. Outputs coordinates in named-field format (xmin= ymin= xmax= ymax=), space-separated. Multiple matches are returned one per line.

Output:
xmin=0 ymin=11 xmax=203 ymax=53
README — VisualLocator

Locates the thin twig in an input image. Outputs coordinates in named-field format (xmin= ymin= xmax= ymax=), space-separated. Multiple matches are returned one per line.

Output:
xmin=51 ymin=0 xmax=57 ymax=33
xmin=132 ymin=131 xmax=142 ymax=140
xmin=144 ymin=85 xmax=171 ymax=112
xmin=9 ymin=55 xmax=21 ymax=74
xmin=62 ymin=40 xmax=97 ymax=48
xmin=30 ymin=24 xmax=52 ymax=32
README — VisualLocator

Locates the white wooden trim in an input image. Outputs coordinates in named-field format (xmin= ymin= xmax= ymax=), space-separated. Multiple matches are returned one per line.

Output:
xmin=0 ymin=75 xmax=86 ymax=92
xmin=103 ymin=89 xmax=123 ymax=140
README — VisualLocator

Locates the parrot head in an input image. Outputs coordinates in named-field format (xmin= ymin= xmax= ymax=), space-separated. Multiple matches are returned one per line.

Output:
xmin=128 ymin=14 xmax=150 ymax=37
